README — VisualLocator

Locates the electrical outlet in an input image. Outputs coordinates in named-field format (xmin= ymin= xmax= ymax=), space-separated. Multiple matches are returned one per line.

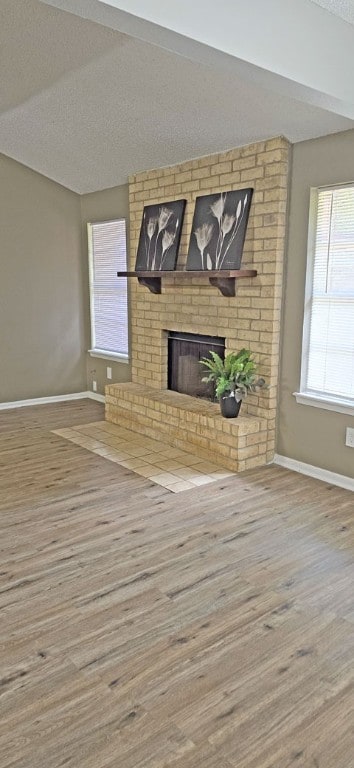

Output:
xmin=92 ymin=380 xmax=97 ymax=392
xmin=345 ymin=427 xmax=354 ymax=448
xmin=107 ymin=366 xmax=112 ymax=380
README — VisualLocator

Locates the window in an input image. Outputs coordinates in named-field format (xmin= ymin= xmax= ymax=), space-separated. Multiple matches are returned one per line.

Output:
xmin=88 ymin=219 xmax=128 ymax=360
xmin=296 ymin=184 xmax=354 ymax=414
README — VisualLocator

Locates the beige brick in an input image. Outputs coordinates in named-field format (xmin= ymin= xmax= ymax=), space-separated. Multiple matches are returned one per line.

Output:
xmin=164 ymin=184 xmax=182 ymax=195
xmin=251 ymin=320 xmax=275 ymax=332
xmin=256 ymin=201 xmax=285 ymax=215
xmin=252 ymin=297 xmax=277 ymax=310
xmin=265 ymin=136 xmax=289 ymax=151
xmin=260 ymin=309 xmax=276 ymax=321
xmin=255 ymin=225 xmax=285 ymax=239
xmin=233 ymin=156 xmax=256 ymax=171
xmin=143 ymin=178 xmax=158 ymax=191
xmin=200 ymin=177 xmax=218 ymax=189
xmin=174 ymin=171 xmax=192 ymax=184
xmin=183 ymin=180 xmax=200 ymax=193
xmin=264 ymin=188 xmax=288 ymax=203
xmin=237 ymin=330 xmax=260 ymax=342
xmin=241 ymin=141 xmax=266 ymax=156
xmin=265 ymin=162 xmax=288 ymax=177
xmin=251 ymin=239 xmax=265 ymax=251
xmin=241 ymin=167 xmax=264 ymax=182
xmin=257 ymin=148 xmax=288 ymax=165
xmin=129 ymin=202 xmax=141 ymax=213
xmin=238 ymin=443 xmax=261 ymax=459
xmin=246 ymin=431 xmax=267 ymax=446
xmin=162 ymin=166 xmax=175 ymax=176
xmin=219 ymin=171 xmax=241 ymax=186
xmin=244 ymin=455 xmax=264 ymax=470
xmin=238 ymin=307 xmax=260 ymax=319
xmin=180 ymin=158 xmax=200 ymax=172
xmin=222 ymin=433 xmax=240 ymax=449
xmin=226 ymin=318 xmax=250 ymax=331
xmin=192 ymin=167 xmax=211 ymax=180
xmin=198 ymin=153 xmax=219 ymax=168
xmin=263 ymin=214 xmax=280 ymax=227
xmin=211 ymin=161 xmax=232 ymax=176
xmin=134 ymin=170 xmax=149 ymax=183
xmin=257 ymin=176 xmax=288 ymax=191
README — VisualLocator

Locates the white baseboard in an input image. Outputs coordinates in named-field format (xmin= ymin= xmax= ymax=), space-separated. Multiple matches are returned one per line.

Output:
xmin=87 ymin=392 xmax=105 ymax=403
xmin=274 ymin=454 xmax=354 ymax=492
xmin=0 ymin=391 xmax=105 ymax=411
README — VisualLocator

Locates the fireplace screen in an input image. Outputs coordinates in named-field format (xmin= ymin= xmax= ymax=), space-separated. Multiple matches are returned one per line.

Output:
xmin=168 ymin=332 xmax=225 ymax=400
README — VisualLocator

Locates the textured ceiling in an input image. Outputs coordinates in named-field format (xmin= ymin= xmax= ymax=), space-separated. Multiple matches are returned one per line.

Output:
xmin=309 ymin=0 xmax=354 ymax=25
xmin=1 ymin=0 xmax=353 ymax=193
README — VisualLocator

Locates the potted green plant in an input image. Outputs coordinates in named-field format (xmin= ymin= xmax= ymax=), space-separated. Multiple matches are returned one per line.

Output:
xmin=200 ymin=348 xmax=267 ymax=418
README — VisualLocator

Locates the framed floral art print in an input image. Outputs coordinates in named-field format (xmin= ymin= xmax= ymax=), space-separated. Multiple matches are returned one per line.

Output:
xmin=186 ymin=189 xmax=253 ymax=271
xmin=135 ymin=199 xmax=186 ymax=271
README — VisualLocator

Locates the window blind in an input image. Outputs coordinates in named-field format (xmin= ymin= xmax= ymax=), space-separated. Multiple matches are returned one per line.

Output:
xmin=88 ymin=219 xmax=128 ymax=357
xmin=304 ymin=186 xmax=354 ymax=402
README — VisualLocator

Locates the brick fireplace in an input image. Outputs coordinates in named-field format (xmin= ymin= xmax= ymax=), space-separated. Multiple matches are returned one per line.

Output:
xmin=106 ymin=137 xmax=290 ymax=472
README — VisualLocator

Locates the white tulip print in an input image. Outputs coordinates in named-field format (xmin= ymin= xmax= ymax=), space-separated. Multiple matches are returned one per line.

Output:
xmin=187 ymin=189 xmax=253 ymax=271
xmin=146 ymin=217 xmax=157 ymax=269
xmin=194 ymin=223 xmax=214 ymax=269
xmin=135 ymin=200 xmax=186 ymax=271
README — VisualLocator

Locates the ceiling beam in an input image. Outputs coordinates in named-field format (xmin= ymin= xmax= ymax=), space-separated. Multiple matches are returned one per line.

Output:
xmin=41 ymin=0 xmax=354 ymax=119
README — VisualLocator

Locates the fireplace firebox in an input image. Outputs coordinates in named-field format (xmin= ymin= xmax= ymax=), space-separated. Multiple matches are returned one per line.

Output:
xmin=167 ymin=331 xmax=225 ymax=400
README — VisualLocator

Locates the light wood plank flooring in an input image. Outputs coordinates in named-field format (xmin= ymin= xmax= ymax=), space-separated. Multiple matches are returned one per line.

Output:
xmin=1 ymin=400 xmax=354 ymax=767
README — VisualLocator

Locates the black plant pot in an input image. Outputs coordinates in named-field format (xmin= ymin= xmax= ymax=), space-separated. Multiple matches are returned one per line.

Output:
xmin=220 ymin=396 xmax=242 ymax=418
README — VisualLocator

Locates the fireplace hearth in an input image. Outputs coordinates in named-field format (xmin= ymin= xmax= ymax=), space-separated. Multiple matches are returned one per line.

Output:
xmin=167 ymin=331 xmax=225 ymax=400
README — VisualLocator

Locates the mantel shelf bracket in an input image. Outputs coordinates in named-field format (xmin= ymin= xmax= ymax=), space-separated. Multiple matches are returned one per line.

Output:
xmin=137 ymin=275 xmax=161 ymax=294
xmin=208 ymin=276 xmax=235 ymax=297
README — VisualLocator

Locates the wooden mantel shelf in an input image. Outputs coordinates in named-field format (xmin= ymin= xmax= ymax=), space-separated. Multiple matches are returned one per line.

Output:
xmin=117 ymin=269 xmax=257 ymax=297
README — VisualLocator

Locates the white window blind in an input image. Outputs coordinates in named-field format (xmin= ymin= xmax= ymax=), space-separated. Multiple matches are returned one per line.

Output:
xmin=301 ymin=185 xmax=354 ymax=405
xmin=88 ymin=219 xmax=128 ymax=358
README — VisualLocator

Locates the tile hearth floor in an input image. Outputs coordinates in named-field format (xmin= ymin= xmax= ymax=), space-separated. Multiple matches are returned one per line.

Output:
xmin=52 ymin=421 xmax=235 ymax=493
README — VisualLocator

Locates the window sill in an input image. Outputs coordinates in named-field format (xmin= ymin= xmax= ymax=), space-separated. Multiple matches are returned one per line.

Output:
xmin=88 ymin=349 xmax=130 ymax=364
xmin=293 ymin=392 xmax=354 ymax=417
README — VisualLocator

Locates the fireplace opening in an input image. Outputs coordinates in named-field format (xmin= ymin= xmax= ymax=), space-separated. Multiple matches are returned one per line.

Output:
xmin=167 ymin=331 xmax=225 ymax=400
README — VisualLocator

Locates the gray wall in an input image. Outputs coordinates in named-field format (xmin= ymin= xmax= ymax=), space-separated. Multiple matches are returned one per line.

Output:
xmin=278 ymin=129 xmax=354 ymax=478
xmin=0 ymin=155 xmax=87 ymax=402
xmin=80 ymin=184 xmax=131 ymax=395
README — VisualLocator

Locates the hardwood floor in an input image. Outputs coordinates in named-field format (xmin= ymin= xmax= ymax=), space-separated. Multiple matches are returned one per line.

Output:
xmin=1 ymin=400 xmax=354 ymax=767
